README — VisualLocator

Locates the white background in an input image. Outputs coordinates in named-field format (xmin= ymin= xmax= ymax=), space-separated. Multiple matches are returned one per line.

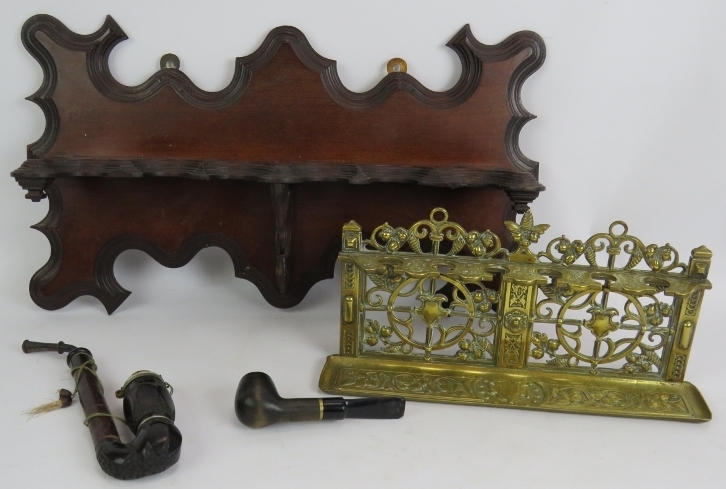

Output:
xmin=1 ymin=1 xmax=725 ymax=487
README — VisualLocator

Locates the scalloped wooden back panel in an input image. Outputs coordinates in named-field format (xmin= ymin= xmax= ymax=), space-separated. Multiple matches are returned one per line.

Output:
xmin=12 ymin=15 xmax=545 ymax=312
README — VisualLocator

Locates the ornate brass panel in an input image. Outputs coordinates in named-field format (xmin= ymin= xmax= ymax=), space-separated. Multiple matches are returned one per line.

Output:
xmin=320 ymin=208 xmax=713 ymax=421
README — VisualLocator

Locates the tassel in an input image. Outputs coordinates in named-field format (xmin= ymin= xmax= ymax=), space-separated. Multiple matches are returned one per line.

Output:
xmin=25 ymin=389 xmax=73 ymax=417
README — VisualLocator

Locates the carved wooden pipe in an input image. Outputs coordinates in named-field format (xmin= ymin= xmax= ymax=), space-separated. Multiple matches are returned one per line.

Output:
xmin=23 ymin=340 xmax=182 ymax=480
xmin=235 ymin=372 xmax=405 ymax=428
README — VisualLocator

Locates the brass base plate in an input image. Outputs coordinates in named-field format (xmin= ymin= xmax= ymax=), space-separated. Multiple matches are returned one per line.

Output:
xmin=319 ymin=355 xmax=711 ymax=422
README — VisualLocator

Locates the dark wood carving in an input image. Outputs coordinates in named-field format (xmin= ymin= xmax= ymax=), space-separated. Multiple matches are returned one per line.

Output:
xmin=12 ymin=15 xmax=546 ymax=312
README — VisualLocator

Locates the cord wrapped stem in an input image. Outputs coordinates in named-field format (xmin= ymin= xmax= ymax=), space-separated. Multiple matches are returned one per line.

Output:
xmin=66 ymin=349 xmax=121 ymax=449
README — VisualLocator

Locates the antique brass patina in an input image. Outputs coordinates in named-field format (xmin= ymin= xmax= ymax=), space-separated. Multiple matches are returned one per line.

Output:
xmin=319 ymin=208 xmax=713 ymax=421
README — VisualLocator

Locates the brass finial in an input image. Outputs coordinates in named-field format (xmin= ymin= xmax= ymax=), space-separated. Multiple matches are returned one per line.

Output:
xmin=386 ymin=58 xmax=407 ymax=74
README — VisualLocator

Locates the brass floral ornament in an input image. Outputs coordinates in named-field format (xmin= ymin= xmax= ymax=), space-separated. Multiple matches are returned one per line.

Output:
xmin=505 ymin=209 xmax=549 ymax=263
xmin=320 ymin=208 xmax=713 ymax=421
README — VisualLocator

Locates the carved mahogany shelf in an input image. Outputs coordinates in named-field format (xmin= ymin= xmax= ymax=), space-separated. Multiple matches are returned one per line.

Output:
xmin=12 ymin=15 xmax=545 ymax=312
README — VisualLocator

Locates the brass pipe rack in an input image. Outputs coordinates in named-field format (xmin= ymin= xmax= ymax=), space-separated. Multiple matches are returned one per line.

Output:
xmin=320 ymin=208 xmax=712 ymax=421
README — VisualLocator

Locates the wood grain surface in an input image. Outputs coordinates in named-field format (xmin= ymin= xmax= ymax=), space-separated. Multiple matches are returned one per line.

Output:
xmin=12 ymin=15 xmax=545 ymax=311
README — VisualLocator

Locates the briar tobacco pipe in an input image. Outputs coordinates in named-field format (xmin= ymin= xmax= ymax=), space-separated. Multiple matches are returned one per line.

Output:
xmin=235 ymin=372 xmax=405 ymax=428
xmin=23 ymin=340 xmax=182 ymax=480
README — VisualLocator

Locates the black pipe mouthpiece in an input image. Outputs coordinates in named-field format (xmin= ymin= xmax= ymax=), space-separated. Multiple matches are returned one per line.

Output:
xmin=234 ymin=371 xmax=405 ymax=428
xmin=22 ymin=340 xmax=77 ymax=354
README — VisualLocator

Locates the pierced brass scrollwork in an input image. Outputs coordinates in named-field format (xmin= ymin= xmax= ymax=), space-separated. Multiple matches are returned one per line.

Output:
xmin=320 ymin=208 xmax=713 ymax=421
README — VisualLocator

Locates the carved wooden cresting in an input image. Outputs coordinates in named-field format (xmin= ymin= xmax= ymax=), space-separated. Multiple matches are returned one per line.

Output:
xmin=11 ymin=15 xmax=545 ymax=312
xmin=319 ymin=208 xmax=713 ymax=421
